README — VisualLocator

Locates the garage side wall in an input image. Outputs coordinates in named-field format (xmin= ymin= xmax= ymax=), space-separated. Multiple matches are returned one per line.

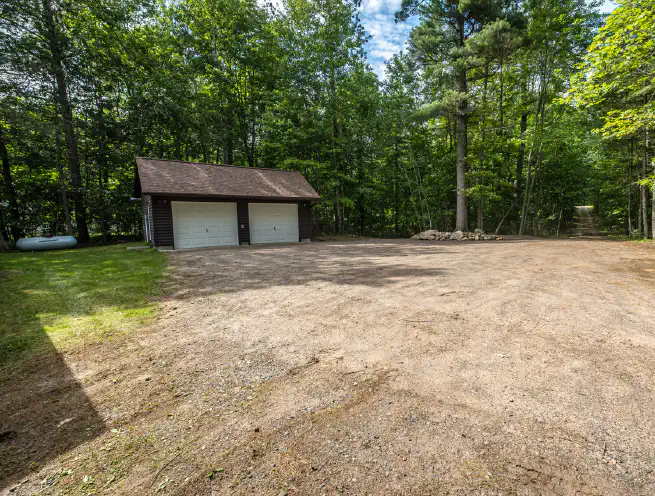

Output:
xmin=147 ymin=196 xmax=313 ymax=247
xmin=151 ymin=197 xmax=174 ymax=247
xmin=299 ymin=202 xmax=312 ymax=240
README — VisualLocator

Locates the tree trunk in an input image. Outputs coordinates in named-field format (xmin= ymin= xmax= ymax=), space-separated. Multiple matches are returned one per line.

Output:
xmin=223 ymin=115 xmax=234 ymax=164
xmin=649 ymin=129 xmax=654 ymax=240
xmin=519 ymin=89 xmax=546 ymax=235
xmin=642 ymin=128 xmax=649 ymax=239
xmin=476 ymin=66 xmax=490 ymax=232
xmin=55 ymin=127 xmax=73 ymax=235
xmin=0 ymin=217 xmax=8 ymax=251
xmin=42 ymin=0 xmax=89 ymax=241
xmin=174 ymin=135 xmax=182 ymax=160
xmin=95 ymin=93 xmax=110 ymax=243
xmin=499 ymin=59 xmax=504 ymax=131
xmin=247 ymin=119 xmax=256 ymax=167
xmin=638 ymin=186 xmax=643 ymax=234
xmin=628 ymin=138 xmax=633 ymax=236
xmin=515 ymin=112 xmax=528 ymax=206
xmin=0 ymin=124 xmax=23 ymax=241
xmin=652 ymin=183 xmax=654 ymax=240
xmin=358 ymin=146 xmax=365 ymax=236
xmin=394 ymin=141 xmax=399 ymax=236
xmin=454 ymin=14 xmax=468 ymax=232
xmin=520 ymin=143 xmax=543 ymax=235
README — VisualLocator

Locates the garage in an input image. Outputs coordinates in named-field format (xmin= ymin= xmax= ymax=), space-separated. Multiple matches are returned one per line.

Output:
xmin=171 ymin=201 xmax=238 ymax=249
xmin=134 ymin=158 xmax=320 ymax=249
xmin=249 ymin=203 xmax=299 ymax=244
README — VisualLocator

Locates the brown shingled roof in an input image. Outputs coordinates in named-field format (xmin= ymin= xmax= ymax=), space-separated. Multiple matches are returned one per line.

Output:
xmin=136 ymin=157 xmax=320 ymax=201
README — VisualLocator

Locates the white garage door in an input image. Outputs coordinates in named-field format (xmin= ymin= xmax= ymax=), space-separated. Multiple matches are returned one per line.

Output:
xmin=249 ymin=203 xmax=299 ymax=244
xmin=171 ymin=201 xmax=238 ymax=249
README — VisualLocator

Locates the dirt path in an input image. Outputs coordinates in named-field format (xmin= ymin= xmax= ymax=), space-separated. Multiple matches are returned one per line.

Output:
xmin=3 ymin=238 xmax=655 ymax=495
xmin=570 ymin=206 xmax=603 ymax=237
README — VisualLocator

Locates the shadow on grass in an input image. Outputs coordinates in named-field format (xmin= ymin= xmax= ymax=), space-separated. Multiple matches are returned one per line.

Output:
xmin=0 ymin=341 xmax=105 ymax=488
xmin=0 ymin=245 xmax=165 ymax=488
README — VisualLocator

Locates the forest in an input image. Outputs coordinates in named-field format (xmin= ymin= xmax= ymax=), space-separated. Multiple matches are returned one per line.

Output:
xmin=0 ymin=0 xmax=653 ymax=248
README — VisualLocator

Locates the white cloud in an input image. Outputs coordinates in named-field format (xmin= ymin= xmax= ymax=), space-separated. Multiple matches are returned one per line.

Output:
xmin=370 ymin=49 xmax=396 ymax=60
xmin=359 ymin=0 xmax=417 ymax=79
xmin=360 ymin=0 xmax=403 ymax=14
xmin=259 ymin=0 xmax=415 ymax=80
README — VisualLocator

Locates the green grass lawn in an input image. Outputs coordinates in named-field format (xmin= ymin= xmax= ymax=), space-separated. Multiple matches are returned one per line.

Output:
xmin=0 ymin=244 xmax=166 ymax=365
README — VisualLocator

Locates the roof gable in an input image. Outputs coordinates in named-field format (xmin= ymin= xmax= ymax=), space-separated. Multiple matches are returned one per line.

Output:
xmin=136 ymin=158 xmax=320 ymax=201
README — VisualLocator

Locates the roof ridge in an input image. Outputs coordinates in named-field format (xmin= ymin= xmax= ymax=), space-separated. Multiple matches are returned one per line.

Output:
xmin=136 ymin=157 xmax=302 ymax=174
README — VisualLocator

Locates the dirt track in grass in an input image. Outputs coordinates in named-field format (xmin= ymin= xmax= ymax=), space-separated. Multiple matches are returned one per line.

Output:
xmin=3 ymin=238 xmax=655 ymax=495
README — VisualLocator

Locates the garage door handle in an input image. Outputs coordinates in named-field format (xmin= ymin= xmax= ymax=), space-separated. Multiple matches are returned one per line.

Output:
xmin=206 ymin=228 xmax=208 ymax=232
xmin=273 ymin=227 xmax=276 ymax=230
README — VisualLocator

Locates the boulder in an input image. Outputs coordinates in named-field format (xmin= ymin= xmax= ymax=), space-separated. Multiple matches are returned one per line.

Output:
xmin=411 ymin=229 xmax=502 ymax=241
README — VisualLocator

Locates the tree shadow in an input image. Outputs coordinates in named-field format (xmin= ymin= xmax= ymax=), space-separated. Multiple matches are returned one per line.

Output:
xmin=163 ymin=239 xmax=450 ymax=299
xmin=0 ymin=246 xmax=163 ymax=489
xmin=0 ymin=340 xmax=105 ymax=489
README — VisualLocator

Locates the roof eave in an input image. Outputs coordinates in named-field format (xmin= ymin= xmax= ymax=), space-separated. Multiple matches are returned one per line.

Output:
xmin=143 ymin=192 xmax=321 ymax=202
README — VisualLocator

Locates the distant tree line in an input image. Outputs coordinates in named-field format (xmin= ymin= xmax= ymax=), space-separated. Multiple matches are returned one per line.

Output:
xmin=0 ymin=0 xmax=653 ymax=249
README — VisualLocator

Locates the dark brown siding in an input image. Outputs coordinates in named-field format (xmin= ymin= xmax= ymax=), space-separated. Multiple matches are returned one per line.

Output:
xmin=299 ymin=202 xmax=312 ymax=240
xmin=152 ymin=197 xmax=174 ymax=247
xmin=237 ymin=201 xmax=250 ymax=244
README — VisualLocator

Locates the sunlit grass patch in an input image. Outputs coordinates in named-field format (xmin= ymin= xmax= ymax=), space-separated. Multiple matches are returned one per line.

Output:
xmin=0 ymin=244 xmax=166 ymax=364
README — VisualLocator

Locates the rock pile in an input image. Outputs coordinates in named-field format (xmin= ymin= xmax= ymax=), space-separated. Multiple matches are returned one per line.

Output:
xmin=411 ymin=229 xmax=503 ymax=241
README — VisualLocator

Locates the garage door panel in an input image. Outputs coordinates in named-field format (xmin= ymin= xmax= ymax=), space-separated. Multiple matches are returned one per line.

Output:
xmin=172 ymin=201 xmax=238 ymax=249
xmin=249 ymin=203 xmax=299 ymax=244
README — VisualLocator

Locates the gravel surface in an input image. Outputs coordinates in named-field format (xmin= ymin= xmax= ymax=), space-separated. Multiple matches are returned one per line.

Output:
xmin=3 ymin=238 xmax=655 ymax=495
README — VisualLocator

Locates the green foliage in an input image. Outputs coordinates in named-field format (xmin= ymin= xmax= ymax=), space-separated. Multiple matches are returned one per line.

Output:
xmin=0 ymin=0 xmax=647 ymax=243
xmin=568 ymin=0 xmax=655 ymax=138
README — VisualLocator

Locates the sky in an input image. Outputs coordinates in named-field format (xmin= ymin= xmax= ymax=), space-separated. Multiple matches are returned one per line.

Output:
xmin=359 ymin=0 xmax=619 ymax=79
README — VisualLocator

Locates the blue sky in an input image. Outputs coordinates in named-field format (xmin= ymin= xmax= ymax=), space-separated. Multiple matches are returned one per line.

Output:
xmin=359 ymin=0 xmax=619 ymax=79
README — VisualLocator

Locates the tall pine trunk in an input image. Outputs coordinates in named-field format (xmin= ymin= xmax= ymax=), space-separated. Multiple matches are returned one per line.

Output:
xmin=454 ymin=14 xmax=468 ymax=232
xmin=642 ymin=128 xmax=649 ymax=239
xmin=43 ymin=0 xmax=89 ymax=241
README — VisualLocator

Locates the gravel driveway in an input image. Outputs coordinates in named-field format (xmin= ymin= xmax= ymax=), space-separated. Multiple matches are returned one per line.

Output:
xmin=7 ymin=238 xmax=655 ymax=495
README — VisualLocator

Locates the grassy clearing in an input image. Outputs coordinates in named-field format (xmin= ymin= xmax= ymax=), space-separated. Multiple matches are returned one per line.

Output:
xmin=0 ymin=244 xmax=166 ymax=365
xmin=607 ymin=234 xmax=655 ymax=243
